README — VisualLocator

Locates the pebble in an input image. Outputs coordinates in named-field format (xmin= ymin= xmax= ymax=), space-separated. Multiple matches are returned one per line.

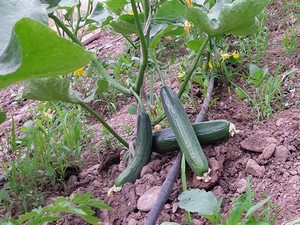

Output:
xmin=127 ymin=218 xmax=139 ymax=225
xmin=92 ymin=180 xmax=102 ymax=188
xmin=274 ymin=145 xmax=290 ymax=162
xmin=240 ymin=135 xmax=277 ymax=152
xmin=245 ymin=159 xmax=265 ymax=178
xmin=236 ymin=178 xmax=248 ymax=193
xmin=172 ymin=203 xmax=178 ymax=213
xmin=66 ymin=175 xmax=78 ymax=188
xmin=140 ymin=165 xmax=153 ymax=177
xmin=137 ymin=186 xmax=161 ymax=212
xmin=260 ymin=143 xmax=276 ymax=159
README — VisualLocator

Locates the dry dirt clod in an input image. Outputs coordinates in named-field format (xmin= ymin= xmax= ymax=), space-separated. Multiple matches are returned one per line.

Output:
xmin=240 ymin=134 xmax=277 ymax=152
xmin=236 ymin=178 xmax=248 ymax=193
xmin=66 ymin=175 xmax=78 ymax=188
xmin=137 ymin=186 xmax=161 ymax=212
xmin=127 ymin=218 xmax=140 ymax=225
xmin=140 ymin=164 xmax=153 ymax=177
xmin=260 ymin=143 xmax=277 ymax=159
xmin=274 ymin=145 xmax=290 ymax=162
xmin=245 ymin=159 xmax=265 ymax=178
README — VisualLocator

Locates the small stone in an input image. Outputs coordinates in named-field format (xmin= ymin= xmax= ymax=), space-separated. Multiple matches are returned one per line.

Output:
xmin=236 ymin=178 xmax=248 ymax=193
xmin=172 ymin=203 xmax=178 ymax=213
xmin=137 ymin=186 xmax=161 ymax=212
xmin=164 ymin=204 xmax=171 ymax=209
xmin=245 ymin=159 xmax=265 ymax=178
xmin=140 ymin=165 xmax=153 ymax=177
xmin=192 ymin=219 xmax=202 ymax=225
xmin=274 ymin=145 xmax=290 ymax=162
xmin=92 ymin=180 xmax=102 ymax=188
xmin=67 ymin=175 xmax=78 ymax=187
xmin=260 ymin=143 xmax=276 ymax=159
xmin=127 ymin=218 xmax=139 ymax=225
xmin=241 ymin=134 xmax=277 ymax=152
xmin=288 ymin=145 xmax=297 ymax=152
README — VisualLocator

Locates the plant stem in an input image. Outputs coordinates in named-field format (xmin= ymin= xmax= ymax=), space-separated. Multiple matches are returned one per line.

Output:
xmin=181 ymin=154 xmax=192 ymax=223
xmin=123 ymin=34 xmax=137 ymax=49
xmin=74 ymin=1 xmax=82 ymax=37
xmin=130 ymin=0 xmax=149 ymax=94
xmin=131 ymin=88 xmax=146 ymax=112
xmin=79 ymin=102 xmax=129 ymax=148
xmin=49 ymin=13 xmax=131 ymax=95
xmin=177 ymin=36 xmax=210 ymax=98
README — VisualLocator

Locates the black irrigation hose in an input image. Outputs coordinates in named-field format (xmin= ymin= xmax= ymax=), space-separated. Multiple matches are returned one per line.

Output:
xmin=144 ymin=152 xmax=182 ymax=225
xmin=145 ymin=81 xmax=215 ymax=224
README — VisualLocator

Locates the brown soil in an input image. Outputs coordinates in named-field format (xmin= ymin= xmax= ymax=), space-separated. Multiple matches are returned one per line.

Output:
xmin=1 ymin=1 xmax=300 ymax=225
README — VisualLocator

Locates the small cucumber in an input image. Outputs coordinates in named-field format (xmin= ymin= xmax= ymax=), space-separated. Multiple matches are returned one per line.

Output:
xmin=114 ymin=112 xmax=152 ymax=187
xmin=152 ymin=120 xmax=230 ymax=154
xmin=160 ymin=86 xmax=208 ymax=176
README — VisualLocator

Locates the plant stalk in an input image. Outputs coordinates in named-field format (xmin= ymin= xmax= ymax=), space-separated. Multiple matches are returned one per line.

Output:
xmin=130 ymin=0 xmax=149 ymax=94
xmin=79 ymin=102 xmax=129 ymax=148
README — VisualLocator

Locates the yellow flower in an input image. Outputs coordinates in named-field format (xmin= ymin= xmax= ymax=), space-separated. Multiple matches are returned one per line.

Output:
xmin=128 ymin=9 xmax=134 ymax=15
xmin=154 ymin=124 xmax=162 ymax=131
xmin=74 ymin=67 xmax=86 ymax=77
xmin=220 ymin=53 xmax=230 ymax=61
xmin=185 ymin=0 xmax=192 ymax=7
xmin=184 ymin=21 xmax=191 ymax=35
xmin=178 ymin=71 xmax=185 ymax=78
xmin=164 ymin=36 xmax=173 ymax=42
xmin=232 ymin=51 xmax=240 ymax=60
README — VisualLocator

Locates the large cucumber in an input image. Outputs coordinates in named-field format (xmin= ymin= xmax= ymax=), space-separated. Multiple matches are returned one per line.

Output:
xmin=152 ymin=120 xmax=230 ymax=154
xmin=114 ymin=112 xmax=152 ymax=187
xmin=160 ymin=86 xmax=208 ymax=176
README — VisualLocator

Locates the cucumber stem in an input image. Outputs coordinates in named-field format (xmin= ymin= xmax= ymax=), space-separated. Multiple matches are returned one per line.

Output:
xmin=79 ymin=102 xmax=129 ymax=148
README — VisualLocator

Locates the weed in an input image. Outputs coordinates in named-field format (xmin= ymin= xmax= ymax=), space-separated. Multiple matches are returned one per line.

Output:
xmin=1 ymin=192 xmax=111 ymax=225
xmin=235 ymin=64 xmax=295 ymax=120
xmin=1 ymin=102 xmax=89 ymax=214
xmin=282 ymin=25 xmax=299 ymax=55
xmin=175 ymin=178 xmax=277 ymax=225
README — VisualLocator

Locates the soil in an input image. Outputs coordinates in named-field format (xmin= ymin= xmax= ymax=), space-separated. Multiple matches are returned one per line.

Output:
xmin=1 ymin=1 xmax=300 ymax=225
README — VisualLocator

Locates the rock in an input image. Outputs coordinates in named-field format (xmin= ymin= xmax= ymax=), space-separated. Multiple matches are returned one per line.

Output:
xmin=260 ymin=143 xmax=276 ymax=159
xmin=92 ymin=180 xmax=102 ymax=188
xmin=274 ymin=145 xmax=290 ymax=162
xmin=137 ymin=186 xmax=161 ymax=212
xmin=172 ymin=203 xmax=178 ymax=213
xmin=127 ymin=218 xmax=139 ymax=225
xmin=245 ymin=159 xmax=265 ymax=178
xmin=140 ymin=165 xmax=153 ymax=177
xmin=241 ymin=134 xmax=277 ymax=152
xmin=67 ymin=175 xmax=78 ymax=188
xmin=236 ymin=178 xmax=248 ymax=193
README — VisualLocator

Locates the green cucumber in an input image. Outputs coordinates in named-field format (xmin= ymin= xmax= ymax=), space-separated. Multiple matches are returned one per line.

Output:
xmin=160 ymin=86 xmax=208 ymax=176
xmin=152 ymin=120 xmax=230 ymax=154
xmin=114 ymin=112 xmax=152 ymax=187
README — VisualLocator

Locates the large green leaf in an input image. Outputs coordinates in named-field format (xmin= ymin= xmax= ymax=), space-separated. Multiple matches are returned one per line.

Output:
xmin=23 ymin=77 xmax=81 ymax=103
xmin=155 ymin=0 xmax=270 ymax=36
xmin=106 ymin=0 xmax=128 ymax=15
xmin=0 ymin=18 xmax=93 ymax=90
xmin=178 ymin=189 xmax=220 ymax=215
xmin=86 ymin=2 xmax=114 ymax=27
xmin=0 ymin=0 xmax=48 ymax=74
xmin=110 ymin=14 xmax=138 ymax=35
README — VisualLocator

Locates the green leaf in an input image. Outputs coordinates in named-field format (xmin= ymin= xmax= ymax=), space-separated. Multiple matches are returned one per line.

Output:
xmin=156 ymin=0 xmax=270 ymax=36
xmin=127 ymin=105 xmax=137 ymax=114
xmin=245 ymin=196 xmax=271 ymax=219
xmin=22 ymin=77 xmax=82 ymax=103
xmin=0 ymin=18 xmax=93 ymax=90
xmin=178 ymin=189 xmax=220 ymax=216
xmin=186 ymin=39 xmax=204 ymax=51
xmin=110 ymin=14 xmax=138 ymax=35
xmin=0 ymin=111 xmax=6 ymax=124
xmin=0 ymin=0 xmax=48 ymax=74
xmin=106 ymin=0 xmax=128 ymax=15
xmin=87 ymin=2 xmax=114 ymax=27
xmin=96 ymin=79 xmax=109 ymax=94
xmin=244 ymin=221 xmax=270 ymax=225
